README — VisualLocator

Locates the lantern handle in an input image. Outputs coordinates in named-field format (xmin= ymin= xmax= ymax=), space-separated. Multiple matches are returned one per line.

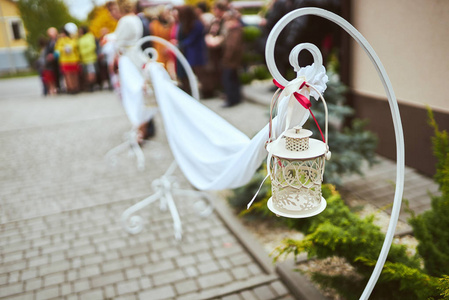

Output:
xmin=265 ymin=8 xmax=405 ymax=300
xmin=309 ymin=84 xmax=328 ymax=147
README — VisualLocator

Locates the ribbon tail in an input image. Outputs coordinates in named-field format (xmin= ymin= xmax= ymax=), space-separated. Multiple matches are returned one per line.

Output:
xmin=247 ymin=174 xmax=270 ymax=209
xmin=293 ymin=92 xmax=312 ymax=109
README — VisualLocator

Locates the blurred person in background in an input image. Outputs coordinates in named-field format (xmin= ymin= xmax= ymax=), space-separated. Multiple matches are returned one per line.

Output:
xmin=175 ymin=5 xmax=207 ymax=96
xmin=220 ymin=10 xmax=243 ymax=107
xmin=45 ymin=27 xmax=61 ymax=93
xmin=203 ymin=0 xmax=227 ymax=98
xmin=112 ymin=0 xmax=156 ymax=142
xmin=97 ymin=27 xmax=113 ymax=90
xmin=195 ymin=2 xmax=214 ymax=28
xmin=78 ymin=26 xmax=98 ymax=92
xmin=149 ymin=5 xmax=175 ymax=75
xmin=55 ymin=25 xmax=80 ymax=94
xmin=36 ymin=37 xmax=57 ymax=96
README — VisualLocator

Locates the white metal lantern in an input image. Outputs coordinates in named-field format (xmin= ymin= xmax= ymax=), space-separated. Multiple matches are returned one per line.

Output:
xmin=267 ymin=125 xmax=329 ymax=218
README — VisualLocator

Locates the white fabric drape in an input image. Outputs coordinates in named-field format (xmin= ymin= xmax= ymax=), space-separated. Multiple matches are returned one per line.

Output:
xmin=146 ymin=63 xmax=313 ymax=190
xmin=118 ymin=56 xmax=156 ymax=127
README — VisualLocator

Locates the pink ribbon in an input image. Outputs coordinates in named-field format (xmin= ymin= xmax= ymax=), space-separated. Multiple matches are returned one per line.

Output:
xmin=272 ymin=79 xmax=325 ymax=143
xmin=273 ymin=79 xmax=311 ymax=109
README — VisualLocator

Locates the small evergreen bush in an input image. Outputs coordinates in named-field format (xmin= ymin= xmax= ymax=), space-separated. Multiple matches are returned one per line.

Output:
xmin=408 ymin=109 xmax=449 ymax=277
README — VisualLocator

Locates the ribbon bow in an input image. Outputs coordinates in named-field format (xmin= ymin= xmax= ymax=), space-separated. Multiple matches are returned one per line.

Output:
xmin=272 ymin=78 xmax=325 ymax=144
xmin=273 ymin=78 xmax=311 ymax=109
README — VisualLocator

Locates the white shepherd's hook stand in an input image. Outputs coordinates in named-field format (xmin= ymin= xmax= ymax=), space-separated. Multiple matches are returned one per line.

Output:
xmin=265 ymin=8 xmax=405 ymax=300
xmin=105 ymin=129 xmax=146 ymax=171
xmin=120 ymin=36 xmax=212 ymax=240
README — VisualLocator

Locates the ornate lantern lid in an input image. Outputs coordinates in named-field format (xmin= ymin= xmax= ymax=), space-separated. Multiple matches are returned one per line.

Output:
xmin=267 ymin=126 xmax=327 ymax=160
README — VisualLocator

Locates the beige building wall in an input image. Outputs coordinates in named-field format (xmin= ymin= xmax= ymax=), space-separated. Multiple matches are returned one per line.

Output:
xmin=350 ymin=0 xmax=449 ymax=113
xmin=0 ymin=0 xmax=26 ymax=48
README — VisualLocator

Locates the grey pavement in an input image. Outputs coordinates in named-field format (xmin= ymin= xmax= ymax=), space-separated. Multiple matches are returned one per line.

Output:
xmin=0 ymin=76 xmax=298 ymax=300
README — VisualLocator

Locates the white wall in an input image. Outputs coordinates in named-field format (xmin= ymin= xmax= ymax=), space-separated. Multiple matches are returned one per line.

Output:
xmin=351 ymin=0 xmax=449 ymax=113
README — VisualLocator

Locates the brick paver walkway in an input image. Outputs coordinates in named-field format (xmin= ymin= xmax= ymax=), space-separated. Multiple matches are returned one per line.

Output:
xmin=0 ymin=77 xmax=295 ymax=300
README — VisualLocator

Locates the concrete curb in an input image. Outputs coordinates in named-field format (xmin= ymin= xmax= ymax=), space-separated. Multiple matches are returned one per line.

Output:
xmin=276 ymin=260 xmax=328 ymax=300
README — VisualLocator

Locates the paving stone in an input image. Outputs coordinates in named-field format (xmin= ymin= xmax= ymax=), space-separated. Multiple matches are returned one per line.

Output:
xmin=198 ymin=271 xmax=233 ymax=289
xmin=194 ymin=250 xmax=213 ymax=262
xmin=175 ymin=279 xmax=199 ymax=295
xmin=138 ymin=276 xmax=153 ymax=289
xmin=138 ymin=285 xmax=176 ymax=300
xmin=153 ymin=269 xmax=186 ymax=286
xmin=104 ymin=285 xmax=116 ymax=298
xmin=125 ymin=267 xmax=143 ymax=279
xmin=43 ymin=271 xmax=65 ymax=286
xmin=181 ymin=240 xmax=210 ymax=254
xmin=231 ymin=266 xmax=251 ymax=280
xmin=197 ymin=260 xmax=220 ymax=274
xmin=230 ymin=252 xmax=253 ymax=267
xmin=222 ymin=294 xmax=243 ymax=300
xmin=212 ymin=244 xmax=243 ymax=258
xmin=91 ymin=271 xmax=125 ymax=288
xmin=35 ymin=285 xmax=60 ymax=300
xmin=270 ymin=280 xmax=289 ymax=296
xmin=101 ymin=257 xmax=133 ymax=273
xmin=5 ymin=292 xmax=34 ymax=300
xmin=119 ymin=243 xmax=150 ymax=257
xmin=115 ymin=294 xmax=139 ymax=300
xmin=0 ymin=282 xmax=23 ymax=298
xmin=0 ymin=274 xmax=7 ymax=285
xmin=73 ymin=278 xmax=91 ymax=293
xmin=183 ymin=266 xmax=199 ymax=278
xmin=49 ymin=251 xmax=66 ymax=263
xmin=8 ymin=271 xmax=20 ymax=283
xmin=79 ymin=288 xmax=104 ymax=299
xmin=253 ymin=285 xmax=276 ymax=300
xmin=117 ymin=279 xmax=140 ymax=295
xmin=28 ymin=255 xmax=49 ymax=268
xmin=61 ymin=282 xmax=72 ymax=296
xmin=142 ymin=260 xmax=175 ymax=276
xmin=247 ymin=263 xmax=263 ymax=276
xmin=239 ymin=290 xmax=258 ymax=300
xmin=79 ymin=265 xmax=101 ymax=279
xmin=175 ymin=255 xmax=196 ymax=267
xmin=3 ymin=251 xmax=23 ymax=263
xmin=67 ymin=269 xmax=78 ymax=282
xmin=132 ymin=253 xmax=150 ymax=265
xmin=39 ymin=260 xmax=71 ymax=276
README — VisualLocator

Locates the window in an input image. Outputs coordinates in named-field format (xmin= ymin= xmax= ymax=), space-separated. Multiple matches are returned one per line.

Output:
xmin=10 ymin=20 xmax=24 ymax=40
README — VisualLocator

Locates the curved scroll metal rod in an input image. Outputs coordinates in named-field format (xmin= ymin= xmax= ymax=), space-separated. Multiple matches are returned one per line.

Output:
xmin=136 ymin=36 xmax=200 ymax=101
xmin=265 ymin=8 xmax=405 ymax=300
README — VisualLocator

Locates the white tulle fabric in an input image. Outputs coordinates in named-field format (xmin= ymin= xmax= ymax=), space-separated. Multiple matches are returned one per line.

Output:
xmin=146 ymin=62 xmax=327 ymax=190
xmin=118 ymin=56 xmax=157 ymax=127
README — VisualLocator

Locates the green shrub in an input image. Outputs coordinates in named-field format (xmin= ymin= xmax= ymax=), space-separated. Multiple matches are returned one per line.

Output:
xmin=252 ymin=65 xmax=271 ymax=80
xmin=243 ymin=26 xmax=262 ymax=43
xmin=408 ymin=109 xmax=449 ymax=277
xmin=239 ymin=72 xmax=254 ymax=85
xmin=271 ymin=186 xmax=447 ymax=299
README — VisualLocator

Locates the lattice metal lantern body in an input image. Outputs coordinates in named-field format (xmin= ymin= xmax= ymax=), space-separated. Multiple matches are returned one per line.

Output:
xmin=267 ymin=125 xmax=329 ymax=218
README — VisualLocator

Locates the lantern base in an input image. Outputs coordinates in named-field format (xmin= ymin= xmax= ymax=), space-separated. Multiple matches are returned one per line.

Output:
xmin=267 ymin=197 xmax=327 ymax=218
